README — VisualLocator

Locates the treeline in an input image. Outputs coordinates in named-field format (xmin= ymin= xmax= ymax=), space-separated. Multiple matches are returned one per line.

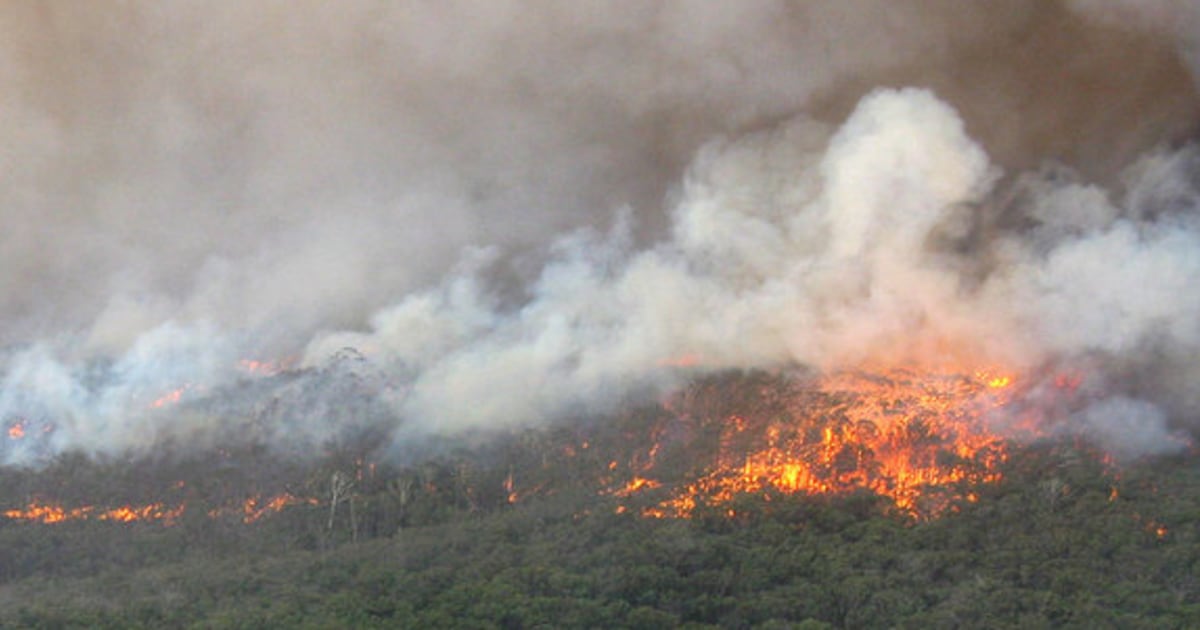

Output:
xmin=0 ymin=442 xmax=1197 ymax=628
xmin=1 ymin=370 xmax=1198 ymax=627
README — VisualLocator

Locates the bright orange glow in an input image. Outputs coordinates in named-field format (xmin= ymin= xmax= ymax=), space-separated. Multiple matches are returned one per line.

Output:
xmin=98 ymin=503 xmax=185 ymax=525
xmin=609 ymin=476 xmax=660 ymax=498
xmin=7 ymin=493 xmax=315 ymax=526
xmin=3 ymin=501 xmax=92 ymax=524
xmin=3 ymin=500 xmax=184 ymax=525
xmin=7 ymin=420 xmax=25 ymax=439
xmin=624 ymin=367 xmax=1018 ymax=519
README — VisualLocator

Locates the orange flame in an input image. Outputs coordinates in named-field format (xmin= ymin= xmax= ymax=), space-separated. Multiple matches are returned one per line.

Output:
xmin=610 ymin=476 xmax=661 ymax=498
xmin=622 ymin=367 xmax=1018 ymax=519
xmin=3 ymin=501 xmax=91 ymax=524
xmin=3 ymin=500 xmax=184 ymax=525
xmin=504 ymin=472 xmax=517 ymax=503
xmin=98 ymin=503 xmax=185 ymax=525
xmin=7 ymin=419 xmax=25 ymax=439
xmin=207 ymin=493 xmax=318 ymax=523
xmin=7 ymin=493 xmax=315 ymax=526
xmin=242 ymin=493 xmax=317 ymax=523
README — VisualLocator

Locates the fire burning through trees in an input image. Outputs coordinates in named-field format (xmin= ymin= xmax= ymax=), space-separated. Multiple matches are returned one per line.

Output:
xmin=0 ymin=361 xmax=1184 ymax=536
xmin=3 ymin=500 xmax=186 ymax=526
xmin=3 ymin=493 xmax=315 ymax=526
xmin=608 ymin=367 xmax=1039 ymax=520
xmin=0 ymin=1 xmax=1194 ymax=552
xmin=206 ymin=493 xmax=319 ymax=524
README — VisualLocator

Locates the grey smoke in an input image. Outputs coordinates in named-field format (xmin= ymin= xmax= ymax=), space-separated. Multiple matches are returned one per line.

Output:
xmin=1 ymin=1 xmax=1198 ymax=463
xmin=1073 ymin=397 xmax=1187 ymax=461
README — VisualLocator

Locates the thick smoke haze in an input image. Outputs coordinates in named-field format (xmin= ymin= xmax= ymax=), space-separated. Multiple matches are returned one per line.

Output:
xmin=1 ymin=1 xmax=1198 ymax=464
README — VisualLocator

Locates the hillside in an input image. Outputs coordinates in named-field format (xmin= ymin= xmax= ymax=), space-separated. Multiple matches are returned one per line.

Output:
xmin=1 ymin=370 xmax=1198 ymax=629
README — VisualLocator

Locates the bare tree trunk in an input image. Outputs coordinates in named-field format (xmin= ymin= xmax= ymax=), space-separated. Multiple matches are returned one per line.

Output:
xmin=327 ymin=471 xmax=354 ymax=543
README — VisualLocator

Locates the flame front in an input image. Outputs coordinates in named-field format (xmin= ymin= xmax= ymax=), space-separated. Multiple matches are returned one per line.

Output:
xmin=3 ymin=500 xmax=184 ymax=525
xmin=624 ymin=367 xmax=1019 ymax=519
xmin=209 ymin=493 xmax=318 ymax=524
xmin=6 ymin=493 xmax=315 ymax=526
xmin=98 ymin=503 xmax=185 ymax=525
xmin=3 ymin=501 xmax=92 ymax=524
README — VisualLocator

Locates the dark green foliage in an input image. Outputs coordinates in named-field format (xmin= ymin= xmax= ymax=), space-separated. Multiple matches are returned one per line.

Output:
xmin=1 ymin=413 xmax=1199 ymax=628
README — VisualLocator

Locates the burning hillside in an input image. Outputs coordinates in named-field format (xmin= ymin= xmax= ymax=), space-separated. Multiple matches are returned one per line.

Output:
xmin=6 ymin=361 xmax=1183 ymax=562
xmin=2 ymin=4 xmax=1200 ymax=625
xmin=0 ymin=3 xmax=1198 ymax=529
xmin=2 ymin=493 xmax=315 ymax=526
xmin=590 ymin=366 xmax=1097 ymax=520
xmin=632 ymin=368 xmax=1018 ymax=519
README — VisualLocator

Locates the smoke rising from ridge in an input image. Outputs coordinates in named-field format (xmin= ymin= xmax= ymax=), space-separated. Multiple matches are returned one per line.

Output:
xmin=1 ymin=1 xmax=1198 ymax=464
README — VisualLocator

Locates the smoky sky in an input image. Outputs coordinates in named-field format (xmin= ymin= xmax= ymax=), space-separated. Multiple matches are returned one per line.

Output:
xmin=1 ymin=1 xmax=1198 ymax=463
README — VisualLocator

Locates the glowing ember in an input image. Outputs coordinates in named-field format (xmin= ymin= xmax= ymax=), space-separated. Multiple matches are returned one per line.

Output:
xmin=7 ymin=419 xmax=25 ymax=439
xmin=622 ymin=367 xmax=1019 ymax=519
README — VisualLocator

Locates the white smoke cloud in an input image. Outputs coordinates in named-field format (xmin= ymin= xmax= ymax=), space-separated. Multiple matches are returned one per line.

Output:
xmin=309 ymin=87 xmax=1200 ymax=455
xmin=0 ymin=322 xmax=239 ymax=464
xmin=1 ymin=2 xmax=1198 ymax=463
xmin=1072 ymin=397 xmax=1187 ymax=461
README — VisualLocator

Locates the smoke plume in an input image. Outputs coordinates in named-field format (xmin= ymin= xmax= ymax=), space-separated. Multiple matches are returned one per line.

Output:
xmin=1 ymin=1 xmax=1198 ymax=464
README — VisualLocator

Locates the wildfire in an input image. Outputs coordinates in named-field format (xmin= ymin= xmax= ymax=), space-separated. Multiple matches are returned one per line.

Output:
xmin=206 ymin=493 xmax=318 ymax=524
xmin=504 ymin=471 xmax=517 ymax=503
xmin=7 ymin=419 xmax=25 ymax=439
xmin=5 ymin=493 xmax=316 ymax=526
xmin=150 ymin=385 xmax=193 ymax=409
xmin=237 ymin=357 xmax=296 ymax=376
xmin=99 ymin=503 xmax=185 ymax=524
xmin=610 ymin=476 xmax=660 ymax=498
xmin=3 ymin=500 xmax=184 ymax=526
xmin=620 ymin=367 xmax=1020 ymax=519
